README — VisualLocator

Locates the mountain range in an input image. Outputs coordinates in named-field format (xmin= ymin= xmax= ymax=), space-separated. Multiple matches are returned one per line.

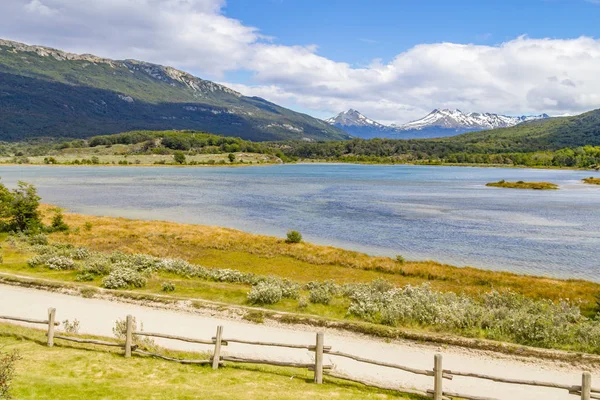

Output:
xmin=0 ymin=39 xmax=350 ymax=142
xmin=326 ymin=109 xmax=550 ymax=139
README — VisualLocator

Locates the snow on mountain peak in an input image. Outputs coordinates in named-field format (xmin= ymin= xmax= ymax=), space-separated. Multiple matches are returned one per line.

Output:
xmin=325 ymin=109 xmax=385 ymax=128
xmin=397 ymin=109 xmax=549 ymax=131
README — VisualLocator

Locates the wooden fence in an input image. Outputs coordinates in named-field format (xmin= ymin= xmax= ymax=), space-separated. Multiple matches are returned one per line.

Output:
xmin=1 ymin=308 xmax=597 ymax=400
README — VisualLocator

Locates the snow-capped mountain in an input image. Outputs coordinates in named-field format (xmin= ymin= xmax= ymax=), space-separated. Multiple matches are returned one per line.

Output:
xmin=326 ymin=109 xmax=386 ymax=128
xmin=325 ymin=109 xmax=393 ymax=139
xmin=326 ymin=109 xmax=550 ymax=139
xmin=395 ymin=109 xmax=550 ymax=132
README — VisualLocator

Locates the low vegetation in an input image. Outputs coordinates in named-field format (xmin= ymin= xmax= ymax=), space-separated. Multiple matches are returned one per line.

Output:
xmin=486 ymin=180 xmax=559 ymax=190
xmin=583 ymin=177 xmax=600 ymax=185
xmin=5 ymin=228 xmax=600 ymax=353
xmin=2 ymin=185 xmax=600 ymax=354
xmin=0 ymin=323 xmax=417 ymax=400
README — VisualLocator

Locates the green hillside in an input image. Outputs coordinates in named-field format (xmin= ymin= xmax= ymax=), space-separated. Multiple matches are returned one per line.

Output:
xmin=0 ymin=39 xmax=350 ymax=142
xmin=448 ymin=109 xmax=600 ymax=152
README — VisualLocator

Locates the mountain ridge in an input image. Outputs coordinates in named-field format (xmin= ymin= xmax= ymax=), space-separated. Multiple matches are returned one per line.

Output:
xmin=326 ymin=108 xmax=550 ymax=139
xmin=0 ymin=39 xmax=350 ymax=142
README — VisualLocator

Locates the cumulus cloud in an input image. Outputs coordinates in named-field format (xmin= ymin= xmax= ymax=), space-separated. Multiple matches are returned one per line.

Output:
xmin=1 ymin=0 xmax=600 ymax=123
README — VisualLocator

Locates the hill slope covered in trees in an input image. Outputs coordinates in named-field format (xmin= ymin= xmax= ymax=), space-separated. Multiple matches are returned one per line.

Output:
xmin=0 ymin=39 xmax=349 ymax=142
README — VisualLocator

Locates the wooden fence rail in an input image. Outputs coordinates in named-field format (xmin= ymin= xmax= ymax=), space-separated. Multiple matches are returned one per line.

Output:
xmin=0 ymin=308 xmax=596 ymax=400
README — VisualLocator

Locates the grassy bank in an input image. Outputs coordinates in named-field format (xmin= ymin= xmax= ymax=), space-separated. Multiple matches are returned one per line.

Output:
xmin=0 ymin=323 xmax=418 ymax=399
xmin=486 ymin=180 xmax=559 ymax=190
xmin=1 ymin=206 xmax=600 ymax=354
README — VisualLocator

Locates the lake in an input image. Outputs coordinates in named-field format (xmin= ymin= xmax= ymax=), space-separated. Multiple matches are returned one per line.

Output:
xmin=1 ymin=164 xmax=599 ymax=281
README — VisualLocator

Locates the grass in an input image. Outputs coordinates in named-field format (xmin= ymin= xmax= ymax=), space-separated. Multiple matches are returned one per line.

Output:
xmin=1 ymin=204 xmax=599 ymax=319
xmin=0 ymin=323 xmax=421 ymax=399
xmin=486 ymin=180 xmax=559 ymax=190
xmin=583 ymin=177 xmax=600 ymax=185
xmin=0 ymin=151 xmax=276 ymax=167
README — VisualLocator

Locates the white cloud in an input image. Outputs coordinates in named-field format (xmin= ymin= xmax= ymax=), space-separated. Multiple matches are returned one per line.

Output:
xmin=1 ymin=0 xmax=600 ymax=124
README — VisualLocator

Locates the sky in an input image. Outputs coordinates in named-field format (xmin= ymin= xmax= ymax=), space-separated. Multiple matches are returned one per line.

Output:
xmin=1 ymin=0 xmax=600 ymax=124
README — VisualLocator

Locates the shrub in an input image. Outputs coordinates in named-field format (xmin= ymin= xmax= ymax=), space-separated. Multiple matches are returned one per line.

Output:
xmin=102 ymin=267 xmax=147 ymax=289
xmin=228 ymin=153 xmax=236 ymax=162
xmin=75 ymin=271 xmax=95 ymax=282
xmin=50 ymin=210 xmax=69 ymax=232
xmin=247 ymin=282 xmax=283 ymax=305
xmin=27 ymin=233 xmax=48 ymax=246
xmin=0 ymin=349 xmax=21 ymax=399
xmin=62 ymin=319 xmax=80 ymax=334
xmin=83 ymin=222 xmax=93 ymax=231
xmin=286 ymin=230 xmax=302 ymax=244
xmin=46 ymin=256 xmax=76 ymax=270
xmin=161 ymin=282 xmax=176 ymax=293
xmin=298 ymin=296 xmax=308 ymax=309
xmin=309 ymin=286 xmax=333 ymax=305
xmin=173 ymin=151 xmax=186 ymax=164
xmin=395 ymin=255 xmax=405 ymax=264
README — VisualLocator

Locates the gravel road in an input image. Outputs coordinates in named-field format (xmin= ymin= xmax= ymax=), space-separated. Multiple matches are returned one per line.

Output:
xmin=0 ymin=284 xmax=596 ymax=399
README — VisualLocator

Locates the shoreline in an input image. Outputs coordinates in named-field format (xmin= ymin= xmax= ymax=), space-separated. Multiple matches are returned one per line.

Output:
xmin=1 ymin=160 xmax=599 ymax=172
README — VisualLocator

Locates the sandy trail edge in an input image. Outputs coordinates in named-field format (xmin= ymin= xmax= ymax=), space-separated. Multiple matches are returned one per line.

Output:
xmin=1 ymin=284 xmax=598 ymax=400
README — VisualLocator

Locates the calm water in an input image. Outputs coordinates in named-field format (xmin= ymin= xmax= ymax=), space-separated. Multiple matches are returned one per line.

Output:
xmin=1 ymin=164 xmax=599 ymax=281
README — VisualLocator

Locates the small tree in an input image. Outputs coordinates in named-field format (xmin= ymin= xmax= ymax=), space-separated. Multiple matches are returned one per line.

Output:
xmin=173 ymin=151 xmax=186 ymax=164
xmin=228 ymin=153 xmax=236 ymax=163
xmin=51 ymin=209 xmax=69 ymax=232
xmin=286 ymin=230 xmax=302 ymax=244
xmin=0 ymin=349 xmax=20 ymax=399
xmin=6 ymin=181 xmax=41 ymax=232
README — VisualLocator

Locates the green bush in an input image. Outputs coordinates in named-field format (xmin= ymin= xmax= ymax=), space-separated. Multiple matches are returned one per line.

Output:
xmin=286 ymin=230 xmax=302 ymax=244
xmin=161 ymin=282 xmax=176 ymax=293
xmin=51 ymin=210 xmax=69 ymax=232
xmin=102 ymin=267 xmax=147 ymax=289
xmin=173 ymin=151 xmax=186 ymax=164
xmin=308 ymin=286 xmax=333 ymax=305
xmin=395 ymin=255 xmax=405 ymax=264
xmin=247 ymin=282 xmax=283 ymax=305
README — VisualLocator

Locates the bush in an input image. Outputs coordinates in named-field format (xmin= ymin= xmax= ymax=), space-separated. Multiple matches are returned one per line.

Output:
xmin=102 ymin=267 xmax=147 ymax=289
xmin=62 ymin=319 xmax=80 ymax=334
xmin=0 ymin=181 xmax=42 ymax=232
xmin=173 ymin=151 xmax=186 ymax=164
xmin=309 ymin=286 xmax=334 ymax=305
xmin=161 ymin=282 xmax=176 ymax=292
xmin=228 ymin=153 xmax=236 ymax=162
xmin=46 ymin=256 xmax=76 ymax=270
xmin=395 ymin=255 xmax=405 ymax=264
xmin=84 ymin=222 xmax=93 ymax=231
xmin=286 ymin=230 xmax=302 ymax=244
xmin=50 ymin=210 xmax=69 ymax=232
xmin=27 ymin=233 xmax=48 ymax=245
xmin=247 ymin=282 xmax=283 ymax=305
xmin=0 ymin=349 xmax=21 ymax=399
xmin=75 ymin=271 xmax=95 ymax=281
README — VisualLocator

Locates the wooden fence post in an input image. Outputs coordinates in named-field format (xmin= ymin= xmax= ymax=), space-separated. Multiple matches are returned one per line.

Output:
xmin=434 ymin=354 xmax=443 ymax=400
xmin=125 ymin=315 xmax=133 ymax=358
xmin=314 ymin=332 xmax=324 ymax=384
xmin=47 ymin=308 xmax=56 ymax=347
xmin=212 ymin=326 xmax=223 ymax=370
xmin=582 ymin=372 xmax=592 ymax=400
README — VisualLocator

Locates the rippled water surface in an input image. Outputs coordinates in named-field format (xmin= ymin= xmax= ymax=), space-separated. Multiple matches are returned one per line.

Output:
xmin=1 ymin=164 xmax=599 ymax=280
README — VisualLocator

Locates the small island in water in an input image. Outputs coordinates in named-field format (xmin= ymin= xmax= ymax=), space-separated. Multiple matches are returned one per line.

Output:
xmin=486 ymin=180 xmax=559 ymax=190
xmin=583 ymin=177 xmax=600 ymax=185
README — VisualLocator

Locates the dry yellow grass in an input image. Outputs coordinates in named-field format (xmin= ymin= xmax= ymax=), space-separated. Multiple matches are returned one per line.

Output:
xmin=38 ymin=205 xmax=600 ymax=314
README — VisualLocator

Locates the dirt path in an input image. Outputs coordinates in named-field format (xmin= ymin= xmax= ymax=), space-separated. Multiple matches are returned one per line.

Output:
xmin=0 ymin=284 xmax=596 ymax=399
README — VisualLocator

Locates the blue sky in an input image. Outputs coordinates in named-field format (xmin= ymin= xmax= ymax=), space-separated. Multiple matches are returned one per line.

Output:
xmin=2 ymin=0 xmax=600 ymax=123
xmin=224 ymin=0 xmax=600 ymax=68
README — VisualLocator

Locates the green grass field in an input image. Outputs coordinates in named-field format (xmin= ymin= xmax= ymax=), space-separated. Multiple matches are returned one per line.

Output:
xmin=0 ymin=323 xmax=421 ymax=399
